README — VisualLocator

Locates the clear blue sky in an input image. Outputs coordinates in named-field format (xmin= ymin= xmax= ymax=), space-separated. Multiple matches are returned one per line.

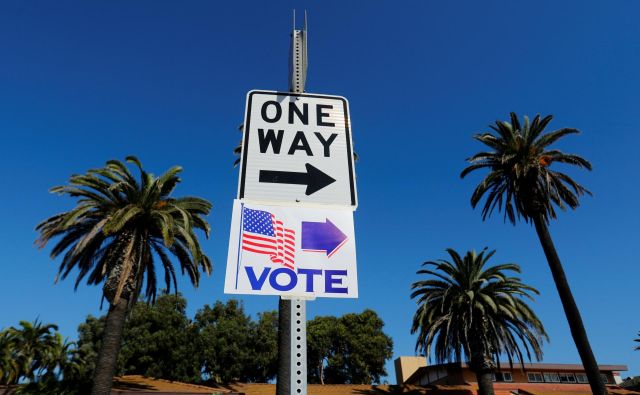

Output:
xmin=1 ymin=0 xmax=639 ymax=384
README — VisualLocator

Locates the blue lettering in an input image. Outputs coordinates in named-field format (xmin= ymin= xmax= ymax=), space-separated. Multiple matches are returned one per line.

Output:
xmin=269 ymin=268 xmax=298 ymax=291
xmin=244 ymin=267 xmax=350 ymax=294
xmin=297 ymin=268 xmax=322 ymax=292
xmin=325 ymin=270 xmax=348 ymax=293
xmin=245 ymin=266 xmax=270 ymax=290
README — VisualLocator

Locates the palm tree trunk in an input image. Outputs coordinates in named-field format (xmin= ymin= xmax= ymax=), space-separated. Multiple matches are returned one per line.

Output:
xmin=475 ymin=370 xmax=495 ymax=395
xmin=470 ymin=352 xmax=495 ymax=395
xmin=533 ymin=215 xmax=607 ymax=395
xmin=91 ymin=297 xmax=128 ymax=395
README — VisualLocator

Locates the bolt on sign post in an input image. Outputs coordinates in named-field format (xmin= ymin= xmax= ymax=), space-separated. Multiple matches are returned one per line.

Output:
xmin=224 ymin=12 xmax=358 ymax=395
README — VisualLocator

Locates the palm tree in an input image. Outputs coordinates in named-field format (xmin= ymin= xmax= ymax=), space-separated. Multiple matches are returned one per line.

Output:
xmin=15 ymin=328 xmax=78 ymax=394
xmin=0 ymin=330 xmax=19 ymax=386
xmin=40 ymin=333 xmax=76 ymax=381
xmin=7 ymin=320 xmax=60 ymax=383
xmin=36 ymin=156 xmax=213 ymax=395
xmin=635 ymin=333 xmax=640 ymax=351
xmin=461 ymin=113 xmax=606 ymax=394
xmin=411 ymin=248 xmax=547 ymax=395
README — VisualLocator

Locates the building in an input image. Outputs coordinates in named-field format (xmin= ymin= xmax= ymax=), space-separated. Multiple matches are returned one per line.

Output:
xmin=395 ymin=356 xmax=638 ymax=394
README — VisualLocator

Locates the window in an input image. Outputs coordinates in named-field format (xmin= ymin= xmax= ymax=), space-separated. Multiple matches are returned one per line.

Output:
xmin=544 ymin=372 xmax=560 ymax=383
xmin=559 ymin=373 xmax=576 ymax=383
xmin=492 ymin=372 xmax=513 ymax=382
xmin=528 ymin=372 xmax=544 ymax=383
xmin=576 ymin=373 xmax=588 ymax=383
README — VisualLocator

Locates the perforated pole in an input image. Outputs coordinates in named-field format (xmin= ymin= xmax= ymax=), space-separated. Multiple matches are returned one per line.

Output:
xmin=276 ymin=11 xmax=309 ymax=395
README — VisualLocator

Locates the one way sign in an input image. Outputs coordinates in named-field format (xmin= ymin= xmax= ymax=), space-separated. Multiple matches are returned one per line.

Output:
xmin=238 ymin=91 xmax=357 ymax=208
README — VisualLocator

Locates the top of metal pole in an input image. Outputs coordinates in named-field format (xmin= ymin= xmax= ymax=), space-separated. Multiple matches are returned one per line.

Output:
xmin=289 ymin=10 xmax=308 ymax=93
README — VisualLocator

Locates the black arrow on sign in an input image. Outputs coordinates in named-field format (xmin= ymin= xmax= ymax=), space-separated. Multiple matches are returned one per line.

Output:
xmin=259 ymin=163 xmax=336 ymax=196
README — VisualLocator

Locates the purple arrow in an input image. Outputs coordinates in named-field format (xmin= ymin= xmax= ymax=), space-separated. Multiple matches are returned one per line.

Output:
xmin=301 ymin=219 xmax=348 ymax=257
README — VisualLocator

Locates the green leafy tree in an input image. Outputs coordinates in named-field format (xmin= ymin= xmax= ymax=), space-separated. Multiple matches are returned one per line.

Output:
xmin=71 ymin=297 xmax=278 ymax=385
xmin=461 ymin=113 xmax=605 ymax=394
xmin=78 ymin=294 xmax=200 ymax=390
xmin=73 ymin=314 xmax=106 ymax=388
xmin=73 ymin=294 xmax=201 ymax=383
xmin=307 ymin=316 xmax=339 ymax=385
xmin=411 ymin=248 xmax=547 ymax=395
xmin=193 ymin=300 xmax=279 ymax=383
xmin=118 ymin=293 xmax=202 ymax=382
xmin=36 ymin=156 xmax=212 ymax=395
xmin=334 ymin=310 xmax=393 ymax=384
xmin=245 ymin=311 xmax=278 ymax=383
xmin=307 ymin=311 xmax=393 ymax=385
xmin=195 ymin=300 xmax=255 ymax=383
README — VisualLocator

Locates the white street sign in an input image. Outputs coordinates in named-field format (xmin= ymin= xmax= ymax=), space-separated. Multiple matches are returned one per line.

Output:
xmin=224 ymin=199 xmax=358 ymax=298
xmin=238 ymin=90 xmax=357 ymax=208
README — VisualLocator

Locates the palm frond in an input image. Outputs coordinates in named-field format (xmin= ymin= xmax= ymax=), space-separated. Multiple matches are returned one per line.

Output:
xmin=462 ymin=113 xmax=591 ymax=224
xmin=411 ymin=248 xmax=547 ymax=370
xmin=36 ymin=156 xmax=213 ymax=305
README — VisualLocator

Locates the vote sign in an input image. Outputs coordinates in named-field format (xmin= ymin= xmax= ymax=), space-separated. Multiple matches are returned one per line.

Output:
xmin=238 ymin=91 xmax=357 ymax=208
xmin=225 ymin=200 xmax=358 ymax=298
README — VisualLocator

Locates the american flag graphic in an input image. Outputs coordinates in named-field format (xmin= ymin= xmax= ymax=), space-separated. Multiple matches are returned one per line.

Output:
xmin=241 ymin=207 xmax=296 ymax=268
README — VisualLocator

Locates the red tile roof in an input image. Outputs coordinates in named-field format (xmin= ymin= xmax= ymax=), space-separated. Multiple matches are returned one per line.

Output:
xmin=112 ymin=375 xmax=236 ymax=393
xmin=109 ymin=376 xmax=640 ymax=395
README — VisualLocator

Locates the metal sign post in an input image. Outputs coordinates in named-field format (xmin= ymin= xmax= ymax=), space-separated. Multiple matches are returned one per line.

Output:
xmin=225 ymin=11 xmax=358 ymax=395
xmin=277 ymin=12 xmax=308 ymax=395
